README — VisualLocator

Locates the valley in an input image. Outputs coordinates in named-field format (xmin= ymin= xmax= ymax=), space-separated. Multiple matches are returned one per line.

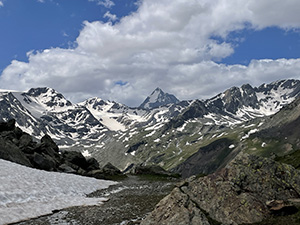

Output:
xmin=1 ymin=79 xmax=300 ymax=173
xmin=2 ymin=79 xmax=300 ymax=224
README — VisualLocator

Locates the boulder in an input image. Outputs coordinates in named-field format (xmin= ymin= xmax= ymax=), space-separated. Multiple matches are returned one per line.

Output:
xmin=142 ymin=153 xmax=300 ymax=225
xmin=0 ymin=119 xmax=16 ymax=132
xmin=141 ymin=187 xmax=210 ymax=225
xmin=86 ymin=169 xmax=106 ymax=179
xmin=19 ymin=133 xmax=34 ymax=148
xmin=0 ymin=136 xmax=32 ymax=167
xmin=41 ymin=134 xmax=59 ymax=152
xmin=62 ymin=150 xmax=88 ymax=169
xmin=58 ymin=164 xmax=77 ymax=174
xmin=30 ymin=152 xmax=57 ymax=171
xmin=102 ymin=162 xmax=122 ymax=176
xmin=86 ymin=157 xmax=100 ymax=171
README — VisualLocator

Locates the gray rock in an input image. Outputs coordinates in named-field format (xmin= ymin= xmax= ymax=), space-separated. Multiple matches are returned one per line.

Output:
xmin=58 ymin=164 xmax=77 ymax=174
xmin=41 ymin=134 xmax=59 ymax=152
xmin=102 ymin=162 xmax=122 ymax=176
xmin=0 ymin=119 xmax=16 ymax=132
xmin=86 ymin=157 xmax=100 ymax=171
xmin=0 ymin=135 xmax=33 ymax=167
xmin=86 ymin=169 xmax=106 ymax=179
xmin=141 ymin=187 xmax=210 ymax=225
xmin=62 ymin=150 xmax=88 ymax=169
xmin=142 ymin=152 xmax=300 ymax=225
xmin=31 ymin=152 xmax=57 ymax=171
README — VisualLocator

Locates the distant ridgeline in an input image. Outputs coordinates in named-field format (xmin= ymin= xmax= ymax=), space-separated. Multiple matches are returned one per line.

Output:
xmin=1 ymin=79 xmax=300 ymax=175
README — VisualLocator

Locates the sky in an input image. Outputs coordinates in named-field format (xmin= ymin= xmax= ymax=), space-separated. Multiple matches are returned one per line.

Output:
xmin=0 ymin=0 xmax=300 ymax=106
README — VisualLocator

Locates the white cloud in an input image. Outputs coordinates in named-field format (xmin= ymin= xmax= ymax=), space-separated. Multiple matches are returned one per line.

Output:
xmin=1 ymin=0 xmax=300 ymax=106
xmin=103 ymin=11 xmax=118 ymax=22
xmin=0 ymin=1 xmax=4 ymax=7
xmin=89 ymin=0 xmax=115 ymax=8
xmin=37 ymin=0 xmax=45 ymax=3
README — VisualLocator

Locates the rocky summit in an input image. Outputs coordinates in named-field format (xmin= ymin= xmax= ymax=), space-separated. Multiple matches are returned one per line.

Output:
xmin=142 ymin=152 xmax=300 ymax=225
xmin=139 ymin=87 xmax=180 ymax=109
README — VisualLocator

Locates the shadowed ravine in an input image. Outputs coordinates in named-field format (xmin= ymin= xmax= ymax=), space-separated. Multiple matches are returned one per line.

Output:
xmin=13 ymin=175 xmax=178 ymax=225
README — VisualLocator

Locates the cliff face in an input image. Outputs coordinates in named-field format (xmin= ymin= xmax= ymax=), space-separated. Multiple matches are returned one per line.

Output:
xmin=142 ymin=153 xmax=300 ymax=225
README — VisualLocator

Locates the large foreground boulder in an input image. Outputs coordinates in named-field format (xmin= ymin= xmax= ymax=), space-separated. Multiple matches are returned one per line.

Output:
xmin=141 ymin=153 xmax=300 ymax=225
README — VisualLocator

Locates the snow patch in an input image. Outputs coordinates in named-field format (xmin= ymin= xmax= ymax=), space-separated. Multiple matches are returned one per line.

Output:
xmin=0 ymin=159 xmax=116 ymax=225
xmin=177 ymin=122 xmax=187 ymax=132
xmin=82 ymin=150 xmax=91 ymax=158
xmin=154 ymin=138 xmax=160 ymax=143
xmin=241 ymin=129 xmax=259 ymax=140
xmin=130 ymin=151 xmax=136 ymax=156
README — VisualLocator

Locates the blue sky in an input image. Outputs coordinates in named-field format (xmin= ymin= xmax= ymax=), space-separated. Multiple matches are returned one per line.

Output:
xmin=0 ymin=0 xmax=138 ymax=71
xmin=221 ymin=27 xmax=300 ymax=65
xmin=0 ymin=0 xmax=300 ymax=106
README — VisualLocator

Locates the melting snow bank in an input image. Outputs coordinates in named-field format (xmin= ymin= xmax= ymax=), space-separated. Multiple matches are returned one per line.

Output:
xmin=0 ymin=159 xmax=117 ymax=225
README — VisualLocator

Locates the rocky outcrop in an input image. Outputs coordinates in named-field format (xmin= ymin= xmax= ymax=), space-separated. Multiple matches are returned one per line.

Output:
xmin=0 ymin=119 xmax=118 ymax=179
xmin=124 ymin=164 xmax=178 ymax=177
xmin=142 ymin=153 xmax=300 ymax=225
xmin=86 ymin=162 xmax=123 ymax=179
xmin=0 ymin=120 xmax=33 ymax=167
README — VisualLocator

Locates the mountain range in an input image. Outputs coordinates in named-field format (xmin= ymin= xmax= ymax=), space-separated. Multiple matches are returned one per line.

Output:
xmin=1 ymin=79 xmax=300 ymax=171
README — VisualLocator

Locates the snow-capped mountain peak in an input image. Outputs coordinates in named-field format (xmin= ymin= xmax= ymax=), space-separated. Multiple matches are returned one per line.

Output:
xmin=139 ymin=87 xmax=180 ymax=109
xmin=12 ymin=87 xmax=73 ymax=118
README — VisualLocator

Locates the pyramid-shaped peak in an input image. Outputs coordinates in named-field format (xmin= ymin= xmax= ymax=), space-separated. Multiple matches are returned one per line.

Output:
xmin=139 ymin=87 xmax=180 ymax=109
xmin=153 ymin=87 xmax=163 ymax=92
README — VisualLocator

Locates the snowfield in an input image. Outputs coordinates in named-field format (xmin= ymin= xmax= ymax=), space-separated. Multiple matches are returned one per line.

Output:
xmin=0 ymin=159 xmax=117 ymax=225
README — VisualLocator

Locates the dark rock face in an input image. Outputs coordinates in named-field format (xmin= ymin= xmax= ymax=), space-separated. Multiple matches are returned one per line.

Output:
xmin=172 ymin=138 xmax=236 ymax=178
xmin=142 ymin=153 xmax=300 ymax=225
xmin=0 ymin=119 xmax=118 ymax=179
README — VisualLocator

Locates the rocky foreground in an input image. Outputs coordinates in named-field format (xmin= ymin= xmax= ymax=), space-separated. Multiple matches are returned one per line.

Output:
xmin=13 ymin=175 xmax=177 ymax=225
xmin=142 ymin=153 xmax=300 ymax=225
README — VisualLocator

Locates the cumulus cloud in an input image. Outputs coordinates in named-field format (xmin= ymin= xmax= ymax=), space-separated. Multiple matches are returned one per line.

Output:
xmin=1 ymin=0 xmax=300 ymax=106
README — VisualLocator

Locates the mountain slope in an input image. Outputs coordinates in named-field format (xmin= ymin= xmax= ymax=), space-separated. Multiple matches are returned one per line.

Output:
xmin=1 ymin=79 xmax=300 ymax=171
